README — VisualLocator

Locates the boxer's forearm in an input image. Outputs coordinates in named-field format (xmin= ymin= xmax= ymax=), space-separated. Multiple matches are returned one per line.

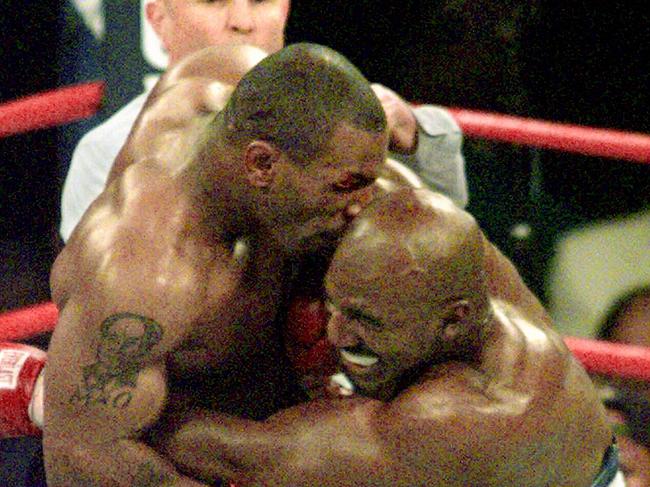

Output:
xmin=43 ymin=436 xmax=208 ymax=487
xmin=164 ymin=400 xmax=388 ymax=486
xmin=164 ymin=412 xmax=274 ymax=484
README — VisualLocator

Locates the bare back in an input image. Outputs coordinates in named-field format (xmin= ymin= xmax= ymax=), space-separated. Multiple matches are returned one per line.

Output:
xmin=386 ymin=299 xmax=613 ymax=486
xmin=51 ymin=42 xmax=280 ymax=393
xmin=106 ymin=44 xmax=268 ymax=184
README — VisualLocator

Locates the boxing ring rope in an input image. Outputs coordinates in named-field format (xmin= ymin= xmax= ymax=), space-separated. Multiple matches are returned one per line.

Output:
xmin=447 ymin=108 xmax=650 ymax=165
xmin=0 ymin=81 xmax=104 ymax=137
xmin=1 ymin=83 xmax=650 ymax=382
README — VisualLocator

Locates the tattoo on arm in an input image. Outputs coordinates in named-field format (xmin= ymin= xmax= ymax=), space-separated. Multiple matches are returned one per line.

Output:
xmin=70 ymin=313 xmax=163 ymax=409
xmin=133 ymin=461 xmax=176 ymax=487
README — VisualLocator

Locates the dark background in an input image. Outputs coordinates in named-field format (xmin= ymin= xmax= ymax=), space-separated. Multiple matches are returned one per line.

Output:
xmin=1 ymin=0 xmax=649 ymax=312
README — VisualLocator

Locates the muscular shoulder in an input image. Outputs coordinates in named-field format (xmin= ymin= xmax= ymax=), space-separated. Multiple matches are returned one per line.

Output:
xmin=376 ymin=158 xmax=424 ymax=192
xmin=164 ymin=44 xmax=267 ymax=87
xmin=55 ymin=167 xmax=233 ymax=322
xmin=77 ymin=93 xmax=148 ymax=153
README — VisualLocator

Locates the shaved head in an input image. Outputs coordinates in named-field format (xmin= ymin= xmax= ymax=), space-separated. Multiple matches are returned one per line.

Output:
xmin=324 ymin=188 xmax=491 ymax=399
xmin=328 ymin=188 xmax=489 ymax=325
xmin=219 ymin=42 xmax=386 ymax=165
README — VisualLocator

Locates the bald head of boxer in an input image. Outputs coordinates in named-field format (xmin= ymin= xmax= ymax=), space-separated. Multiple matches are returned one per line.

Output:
xmin=325 ymin=190 xmax=490 ymax=401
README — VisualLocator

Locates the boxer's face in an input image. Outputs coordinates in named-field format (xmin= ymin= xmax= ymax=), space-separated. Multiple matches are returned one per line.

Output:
xmin=148 ymin=0 xmax=289 ymax=66
xmin=268 ymin=123 xmax=387 ymax=255
xmin=325 ymin=251 xmax=445 ymax=400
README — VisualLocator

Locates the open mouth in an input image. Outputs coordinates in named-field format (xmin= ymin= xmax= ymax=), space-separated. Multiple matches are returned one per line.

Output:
xmin=340 ymin=347 xmax=379 ymax=372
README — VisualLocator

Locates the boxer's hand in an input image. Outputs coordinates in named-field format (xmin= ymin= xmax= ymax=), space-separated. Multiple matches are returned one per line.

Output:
xmin=0 ymin=342 xmax=46 ymax=438
xmin=372 ymin=83 xmax=418 ymax=154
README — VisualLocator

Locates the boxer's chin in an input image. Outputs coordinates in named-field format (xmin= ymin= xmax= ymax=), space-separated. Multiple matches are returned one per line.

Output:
xmin=347 ymin=373 xmax=397 ymax=402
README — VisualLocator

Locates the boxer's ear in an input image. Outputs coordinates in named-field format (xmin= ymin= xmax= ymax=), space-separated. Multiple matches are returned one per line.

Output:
xmin=244 ymin=141 xmax=281 ymax=188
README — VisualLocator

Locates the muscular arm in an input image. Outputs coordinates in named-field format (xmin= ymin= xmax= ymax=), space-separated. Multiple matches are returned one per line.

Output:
xmin=44 ymin=304 xmax=209 ymax=486
xmin=165 ymin=346 xmax=609 ymax=487
xmin=44 ymin=270 xmax=218 ymax=487
xmin=162 ymin=365 xmax=548 ymax=487
xmin=45 ymin=203 xmax=229 ymax=486
xmin=165 ymin=393 xmax=434 ymax=486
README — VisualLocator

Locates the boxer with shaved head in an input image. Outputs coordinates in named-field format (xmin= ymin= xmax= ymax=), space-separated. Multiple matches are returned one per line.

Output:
xmin=163 ymin=188 xmax=618 ymax=487
xmin=43 ymin=42 xmax=389 ymax=487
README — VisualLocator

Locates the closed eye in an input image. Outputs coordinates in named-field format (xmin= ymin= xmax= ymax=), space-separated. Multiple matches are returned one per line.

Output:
xmin=343 ymin=307 xmax=385 ymax=330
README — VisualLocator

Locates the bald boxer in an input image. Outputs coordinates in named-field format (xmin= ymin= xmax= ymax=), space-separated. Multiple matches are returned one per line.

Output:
xmin=163 ymin=188 xmax=618 ymax=487
xmin=43 ymin=42 xmax=389 ymax=486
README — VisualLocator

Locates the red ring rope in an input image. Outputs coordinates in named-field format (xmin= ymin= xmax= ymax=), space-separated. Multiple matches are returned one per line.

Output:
xmin=564 ymin=336 xmax=650 ymax=382
xmin=447 ymin=108 xmax=650 ymax=164
xmin=1 ymin=82 xmax=650 ymax=164
xmin=1 ymin=302 xmax=649 ymax=382
xmin=0 ymin=302 xmax=58 ymax=341
xmin=0 ymin=81 xmax=104 ymax=138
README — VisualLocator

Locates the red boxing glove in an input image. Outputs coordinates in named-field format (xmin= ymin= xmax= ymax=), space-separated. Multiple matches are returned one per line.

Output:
xmin=0 ymin=342 xmax=46 ymax=438
xmin=284 ymin=296 xmax=337 ymax=377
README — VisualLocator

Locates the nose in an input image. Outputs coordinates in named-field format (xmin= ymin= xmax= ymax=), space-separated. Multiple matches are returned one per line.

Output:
xmin=327 ymin=311 xmax=360 ymax=348
xmin=227 ymin=0 xmax=254 ymax=34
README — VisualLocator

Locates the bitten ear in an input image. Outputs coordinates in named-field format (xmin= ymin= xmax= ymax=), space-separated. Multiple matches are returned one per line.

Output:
xmin=441 ymin=299 xmax=471 ymax=342
xmin=244 ymin=141 xmax=281 ymax=187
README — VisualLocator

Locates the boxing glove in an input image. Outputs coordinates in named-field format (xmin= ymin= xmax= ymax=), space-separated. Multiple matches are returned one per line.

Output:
xmin=284 ymin=295 xmax=337 ymax=377
xmin=0 ymin=342 xmax=46 ymax=437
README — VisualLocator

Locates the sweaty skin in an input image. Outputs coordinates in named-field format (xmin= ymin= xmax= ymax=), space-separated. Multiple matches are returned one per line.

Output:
xmin=44 ymin=44 xmax=389 ymax=486
xmin=45 ymin=45 xmax=279 ymax=487
xmin=163 ymin=189 xmax=612 ymax=487
xmin=45 ymin=42 xmax=553 ymax=486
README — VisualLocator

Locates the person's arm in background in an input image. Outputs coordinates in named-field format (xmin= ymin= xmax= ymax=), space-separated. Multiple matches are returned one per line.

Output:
xmin=372 ymin=84 xmax=468 ymax=208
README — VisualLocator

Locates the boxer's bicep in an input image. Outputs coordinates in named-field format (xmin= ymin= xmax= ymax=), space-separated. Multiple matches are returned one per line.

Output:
xmin=43 ymin=298 xmax=203 ymax=486
xmin=45 ymin=291 xmax=190 ymax=434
